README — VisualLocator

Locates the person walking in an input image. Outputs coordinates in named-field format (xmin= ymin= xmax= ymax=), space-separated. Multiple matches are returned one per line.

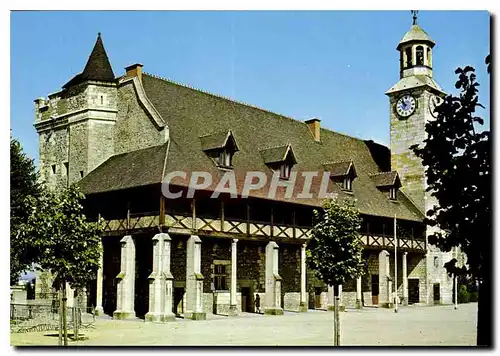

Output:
xmin=254 ymin=294 xmax=261 ymax=314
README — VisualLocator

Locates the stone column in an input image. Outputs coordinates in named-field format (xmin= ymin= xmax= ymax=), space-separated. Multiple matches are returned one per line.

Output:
xmin=229 ymin=239 xmax=238 ymax=316
xmin=299 ymin=243 xmax=308 ymax=312
xmin=339 ymin=284 xmax=344 ymax=311
xmin=65 ymin=283 xmax=75 ymax=308
xmin=327 ymin=285 xmax=335 ymax=310
xmin=378 ymin=249 xmax=390 ymax=308
xmin=145 ymin=233 xmax=175 ymax=322
xmin=185 ymin=235 xmax=205 ymax=320
xmin=113 ymin=235 xmax=136 ymax=319
xmin=356 ymin=277 xmax=362 ymax=309
xmin=264 ymin=241 xmax=284 ymax=315
xmin=95 ymin=239 xmax=104 ymax=316
xmin=402 ymin=252 xmax=408 ymax=306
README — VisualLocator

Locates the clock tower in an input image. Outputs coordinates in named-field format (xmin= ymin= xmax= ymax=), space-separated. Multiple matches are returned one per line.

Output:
xmin=386 ymin=12 xmax=453 ymax=305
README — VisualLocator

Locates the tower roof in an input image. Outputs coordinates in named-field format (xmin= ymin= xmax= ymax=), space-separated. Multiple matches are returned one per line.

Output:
xmin=63 ymin=33 xmax=115 ymax=88
xmin=397 ymin=24 xmax=435 ymax=50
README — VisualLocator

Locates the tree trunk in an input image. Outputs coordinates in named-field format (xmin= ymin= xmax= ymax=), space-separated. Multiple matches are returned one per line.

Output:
xmin=62 ymin=282 xmax=68 ymax=346
xmin=334 ymin=284 xmax=340 ymax=346
xmin=477 ymin=277 xmax=492 ymax=346
xmin=58 ymin=286 xmax=63 ymax=346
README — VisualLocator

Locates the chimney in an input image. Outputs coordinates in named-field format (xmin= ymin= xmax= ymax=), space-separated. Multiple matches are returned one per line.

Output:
xmin=125 ymin=63 xmax=144 ymax=82
xmin=305 ymin=118 xmax=321 ymax=142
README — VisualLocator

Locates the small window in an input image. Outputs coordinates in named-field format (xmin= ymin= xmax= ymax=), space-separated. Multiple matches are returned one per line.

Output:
xmin=79 ymin=170 xmax=84 ymax=178
xmin=405 ymin=47 xmax=412 ymax=68
xmin=63 ymin=162 xmax=69 ymax=176
xmin=214 ymin=264 xmax=228 ymax=291
xmin=389 ymin=187 xmax=398 ymax=200
xmin=51 ymin=165 xmax=56 ymax=175
xmin=416 ymin=46 xmax=424 ymax=66
xmin=218 ymin=150 xmax=233 ymax=168
xmin=343 ymin=177 xmax=352 ymax=191
xmin=100 ymin=96 xmax=104 ymax=105
xmin=280 ymin=162 xmax=292 ymax=180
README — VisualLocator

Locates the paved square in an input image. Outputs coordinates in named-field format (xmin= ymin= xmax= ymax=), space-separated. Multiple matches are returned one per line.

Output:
xmin=10 ymin=303 xmax=477 ymax=346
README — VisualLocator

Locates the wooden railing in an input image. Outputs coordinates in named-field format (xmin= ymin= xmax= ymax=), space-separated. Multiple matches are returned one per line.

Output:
xmin=101 ymin=212 xmax=425 ymax=251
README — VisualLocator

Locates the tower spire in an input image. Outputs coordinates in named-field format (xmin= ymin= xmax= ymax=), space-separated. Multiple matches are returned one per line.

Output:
xmin=411 ymin=10 xmax=418 ymax=25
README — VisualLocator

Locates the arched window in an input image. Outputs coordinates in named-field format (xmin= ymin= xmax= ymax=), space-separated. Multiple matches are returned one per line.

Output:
xmin=427 ymin=48 xmax=432 ymax=67
xmin=416 ymin=46 xmax=424 ymax=66
xmin=405 ymin=47 xmax=412 ymax=68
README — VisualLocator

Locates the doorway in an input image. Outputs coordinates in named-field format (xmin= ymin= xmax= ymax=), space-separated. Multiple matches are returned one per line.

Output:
xmin=241 ymin=287 xmax=254 ymax=312
xmin=173 ymin=287 xmax=185 ymax=316
xmin=371 ymin=274 xmax=379 ymax=305
xmin=408 ymin=279 xmax=420 ymax=304
xmin=314 ymin=287 xmax=322 ymax=309
xmin=433 ymin=283 xmax=440 ymax=304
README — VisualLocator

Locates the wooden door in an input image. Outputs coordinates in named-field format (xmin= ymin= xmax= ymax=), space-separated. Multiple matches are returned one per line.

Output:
xmin=408 ymin=279 xmax=419 ymax=304
xmin=371 ymin=275 xmax=379 ymax=305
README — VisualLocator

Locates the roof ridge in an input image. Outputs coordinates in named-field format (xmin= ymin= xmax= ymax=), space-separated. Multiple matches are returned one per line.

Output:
xmin=198 ymin=129 xmax=231 ymax=138
xmin=258 ymin=143 xmax=291 ymax=151
xmin=142 ymin=72 xmax=308 ymax=123
xmin=142 ymin=72 xmax=388 ymax=148
xmin=369 ymin=171 xmax=396 ymax=176
xmin=322 ymin=159 xmax=353 ymax=165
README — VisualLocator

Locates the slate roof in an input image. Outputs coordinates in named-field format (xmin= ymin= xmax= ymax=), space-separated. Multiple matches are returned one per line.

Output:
xmin=63 ymin=33 xmax=115 ymax=89
xmin=323 ymin=160 xmax=356 ymax=178
xmin=385 ymin=75 xmax=445 ymax=95
xmin=78 ymin=144 xmax=168 ymax=193
xmin=200 ymin=130 xmax=239 ymax=152
xmin=78 ymin=72 xmax=427 ymax=222
xmin=397 ymin=24 xmax=435 ymax=50
xmin=369 ymin=171 xmax=401 ymax=188
xmin=260 ymin=144 xmax=296 ymax=164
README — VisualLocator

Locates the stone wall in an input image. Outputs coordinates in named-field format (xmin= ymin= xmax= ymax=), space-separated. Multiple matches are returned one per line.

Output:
xmin=38 ymin=128 xmax=69 ymax=190
xmin=114 ymin=81 xmax=165 ymax=155
xmin=278 ymin=243 xmax=301 ymax=311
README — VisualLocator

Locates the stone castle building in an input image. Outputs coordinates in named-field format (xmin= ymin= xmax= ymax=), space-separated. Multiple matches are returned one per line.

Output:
xmin=33 ymin=17 xmax=455 ymax=320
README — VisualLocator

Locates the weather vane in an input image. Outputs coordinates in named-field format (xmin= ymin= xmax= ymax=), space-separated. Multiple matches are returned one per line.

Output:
xmin=411 ymin=10 xmax=419 ymax=25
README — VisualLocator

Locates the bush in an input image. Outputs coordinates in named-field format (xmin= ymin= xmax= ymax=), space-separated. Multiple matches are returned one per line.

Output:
xmin=468 ymin=291 xmax=479 ymax=303
xmin=458 ymin=284 xmax=469 ymax=304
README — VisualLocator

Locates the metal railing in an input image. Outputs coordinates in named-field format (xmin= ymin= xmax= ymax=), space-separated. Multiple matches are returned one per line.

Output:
xmin=10 ymin=303 xmax=96 ymax=333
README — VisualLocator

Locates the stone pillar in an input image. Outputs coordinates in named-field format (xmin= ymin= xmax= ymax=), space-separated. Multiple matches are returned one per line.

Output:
xmin=356 ymin=277 xmax=362 ymax=309
xmin=327 ymin=285 xmax=334 ymax=310
xmin=185 ymin=235 xmax=205 ymax=320
xmin=65 ymin=283 xmax=75 ymax=308
xmin=95 ymin=239 xmax=104 ymax=316
xmin=145 ymin=233 xmax=175 ymax=322
xmin=113 ymin=235 xmax=136 ymax=319
xmin=229 ymin=239 xmax=238 ymax=316
xmin=264 ymin=241 xmax=284 ymax=315
xmin=378 ymin=249 xmax=391 ymax=308
xmin=299 ymin=243 xmax=308 ymax=312
xmin=402 ymin=252 xmax=408 ymax=306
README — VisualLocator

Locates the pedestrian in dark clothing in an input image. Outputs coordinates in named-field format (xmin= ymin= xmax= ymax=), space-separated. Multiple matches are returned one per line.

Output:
xmin=254 ymin=294 xmax=261 ymax=314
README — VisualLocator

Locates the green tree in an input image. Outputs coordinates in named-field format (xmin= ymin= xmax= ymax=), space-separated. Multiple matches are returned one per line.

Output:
xmin=411 ymin=59 xmax=491 ymax=346
xmin=307 ymin=199 xmax=364 ymax=346
xmin=20 ymin=184 xmax=103 ymax=345
xmin=10 ymin=137 xmax=42 ymax=285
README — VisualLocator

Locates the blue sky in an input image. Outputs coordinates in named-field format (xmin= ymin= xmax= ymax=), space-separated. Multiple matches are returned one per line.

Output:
xmin=11 ymin=10 xmax=490 ymax=165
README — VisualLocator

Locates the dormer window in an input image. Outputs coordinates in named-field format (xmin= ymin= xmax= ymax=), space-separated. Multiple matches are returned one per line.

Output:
xmin=280 ymin=161 xmax=293 ymax=180
xmin=260 ymin=143 xmax=297 ymax=180
xmin=389 ymin=186 xmax=398 ymax=200
xmin=370 ymin=171 xmax=402 ymax=201
xmin=200 ymin=130 xmax=239 ymax=169
xmin=218 ymin=149 xmax=233 ymax=168
xmin=343 ymin=176 xmax=353 ymax=191
xmin=323 ymin=160 xmax=357 ymax=192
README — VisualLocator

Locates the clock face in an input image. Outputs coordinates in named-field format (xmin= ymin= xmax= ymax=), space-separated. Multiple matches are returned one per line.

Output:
xmin=429 ymin=95 xmax=443 ymax=118
xmin=395 ymin=94 xmax=417 ymax=118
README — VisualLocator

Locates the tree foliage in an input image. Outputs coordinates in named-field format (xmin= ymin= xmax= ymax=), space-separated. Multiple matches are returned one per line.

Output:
xmin=411 ymin=58 xmax=491 ymax=346
xmin=10 ymin=137 xmax=42 ymax=285
xmin=307 ymin=199 xmax=364 ymax=286
xmin=411 ymin=65 xmax=490 ymax=280
xmin=19 ymin=184 xmax=103 ymax=290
